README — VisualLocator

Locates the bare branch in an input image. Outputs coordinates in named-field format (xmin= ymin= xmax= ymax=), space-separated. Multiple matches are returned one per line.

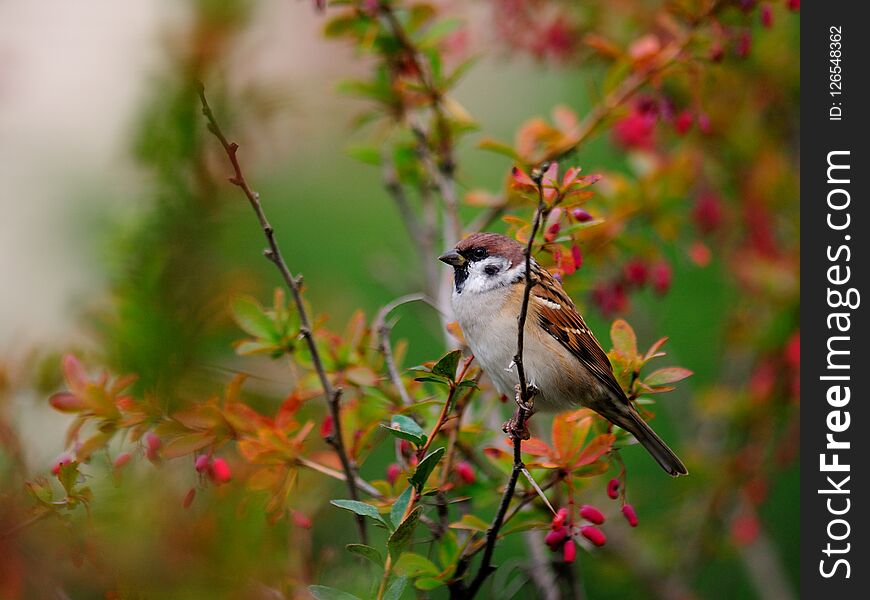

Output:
xmin=462 ymin=165 xmax=549 ymax=598
xmin=374 ymin=293 xmax=428 ymax=407
xmin=197 ymin=85 xmax=368 ymax=545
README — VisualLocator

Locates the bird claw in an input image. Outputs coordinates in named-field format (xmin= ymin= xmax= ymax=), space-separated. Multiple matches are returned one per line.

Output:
xmin=502 ymin=411 xmax=531 ymax=441
xmin=514 ymin=383 xmax=538 ymax=413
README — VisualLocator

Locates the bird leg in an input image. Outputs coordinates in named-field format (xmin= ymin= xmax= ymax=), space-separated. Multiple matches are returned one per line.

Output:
xmin=502 ymin=384 xmax=537 ymax=440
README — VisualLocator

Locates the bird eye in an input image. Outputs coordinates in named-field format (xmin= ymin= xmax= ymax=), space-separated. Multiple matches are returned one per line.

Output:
xmin=471 ymin=247 xmax=487 ymax=260
xmin=484 ymin=265 xmax=499 ymax=276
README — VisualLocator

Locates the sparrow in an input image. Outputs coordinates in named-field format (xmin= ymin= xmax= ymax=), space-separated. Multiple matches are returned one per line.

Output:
xmin=439 ymin=232 xmax=687 ymax=476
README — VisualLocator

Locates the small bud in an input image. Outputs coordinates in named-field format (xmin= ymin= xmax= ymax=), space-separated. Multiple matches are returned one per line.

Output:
xmin=607 ymin=478 xmax=621 ymax=499
xmin=580 ymin=525 xmax=607 ymax=547
xmin=545 ymin=222 xmax=561 ymax=242
xmin=195 ymin=454 xmax=211 ymax=473
xmin=113 ymin=453 xmax=132 ymax=470
xmin=210 ymin=457 xmax=232 ymax=484
xmin=386 ymin=463 xmax=401 ymax=485
xmin=455 ymin=461 xmax=476 ymax=484
xmin=51 ymin=454 xmax=73 ymax=475
xmin=563 ymin=539 xmax=577 ymax=563
xmin=545 ymin=526 xmax=569 ymax=549
xmin=622 ymin=503 xmax=639 ymax=527
xmin=320 ymin=415 xmax=334 ymax=439
xmin=144 ymin=432 xmax=161 ymax=461
xmin=572 ymin=208 xmax=593 ymax=222
xmin=183 ymin=488 xmax=196 ymax=509
xmin=552 ymin=507 xmax=570 ymax=529
xmin=579 ymin=504 xmax=605 ymax=525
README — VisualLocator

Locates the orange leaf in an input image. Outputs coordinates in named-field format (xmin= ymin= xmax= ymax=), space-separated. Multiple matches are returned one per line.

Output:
xmin=570 ymin=433 xmax=615 ymax=470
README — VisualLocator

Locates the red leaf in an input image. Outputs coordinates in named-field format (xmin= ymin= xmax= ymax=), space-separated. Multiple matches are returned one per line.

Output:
xmin=644 ymin=367 xmax=693 ymax=387
xmin=49 ymin=392 xmax=86 ymax=413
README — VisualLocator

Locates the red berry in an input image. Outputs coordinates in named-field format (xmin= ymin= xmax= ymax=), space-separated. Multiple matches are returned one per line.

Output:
xmin=195 ymin=454 xmax=211 ymax=473
xmin=455 ymin=461 xmax=476 ymax=484
xmin=399 ymin=440 xmax=413 ymax=456
xmin=545 ymin=526 xmax=568 ymax=549
xmin=785 ymin=332 xmax=800 ymax=369
xmin=579 ymin=504 xmax=605 ymax=525
xmin=563 ymin=539 xmax=577 ymax=563
xmin=210 ymin=457 xmax=232 ymax=484
xmin=144 ymin=432 xmax=161 ymax=461
xmin=386 ymin=463 xmax=401 ymax=485
xmin=623 ymin=259 xmax=648 ymax=287
xmin=735 ymin=30 xmax=752 ymax=59
xmin=552 ymin=507 xmax=569 ymax=529
xmin=572 ymin=208 xmax=593 ymax=222
xmin=650 ymin=261 xmax=672 ymax=295
xmin=580 ymin=525 xmax=607 ymax=547
xmin=674 ymin=110 xmax=693 ymax=135
xmin=787 ymin=0 xmax=799 ymax=11
xmin=113 ymin=453 xmax=131 ymax=469
xmin=571 ymin=244 xmax=583 ymax=270
xmin=622 ymin=503 xmax=639 ymax=527
xmin=607 ymin=478 xmax=621 ymax=499
xmin=545 ymin=222 xmax=561 ymax=242
xmin=731 ymin=513 xmax=760 ymax=546
xmin=760 ymin=4 xmax=774 ymax=28
xmin=292 ymin=510 xmax=313 ymax=529
xmin=693 ymin=193 xmax=724 ymax=233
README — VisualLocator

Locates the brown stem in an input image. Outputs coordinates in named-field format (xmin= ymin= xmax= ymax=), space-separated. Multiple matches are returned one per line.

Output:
xmin=461 ymin=166 xmax=549 ymax=598
xmin=197 ymin=85 xmax=367 ymax=545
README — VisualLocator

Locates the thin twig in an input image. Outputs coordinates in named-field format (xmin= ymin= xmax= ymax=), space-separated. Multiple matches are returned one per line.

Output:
xmin=374 ymin=293 xmax=427 ymax=407
xmin=197 ymin=85 xmax=367 ymax=545
xmin=382 ymin=156 xmax=440 ymax=296
xmin=461 ymin=165 xmax=549 ymax=598
xmin=296 ymin=457 xmax=382 ymax=498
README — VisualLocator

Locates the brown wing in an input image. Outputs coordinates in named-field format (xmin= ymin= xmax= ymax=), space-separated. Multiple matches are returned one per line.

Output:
xmin=530 ymin=264 xmax=630 ymax=405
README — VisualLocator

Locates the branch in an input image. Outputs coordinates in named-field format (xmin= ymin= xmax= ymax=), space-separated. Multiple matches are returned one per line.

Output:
xmin=197 ymin=85 xmax=368 ymax=545
xmin=381 ymin=156 xmax=440 ymax=297
xmin=462 ymin=165 xmax=549 ymax=598
xmin=374 ymin=293 xmax=428 ymax=407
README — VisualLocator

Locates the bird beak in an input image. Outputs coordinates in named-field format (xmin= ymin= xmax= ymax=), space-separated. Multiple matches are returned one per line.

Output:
xmin=438 ymin=249 xmax=466 ymax=267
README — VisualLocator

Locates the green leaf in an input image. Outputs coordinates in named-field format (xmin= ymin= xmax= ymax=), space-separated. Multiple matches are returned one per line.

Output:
xmin=380 ymin=415 xmax=427 ymax=446
xmin=388 ymin=507 xmax=422 ymax=559
xmin=415 ymin=577 xmax=446 ymax=591
xmin=395 ymin=552 xmax=440 ymax=578
xmin=477 ymin=137 xmax=520 ymax=161
xmin=330 ymin=500 xmax=387 ymax=527
xmin=308 ymin=585 xmax=363 ymax=600
xmin=432 ymin=350 xmax=462 ymax=379
xmin=449 ymin=513 xmax=490 ymax=532
xmin=231 ymin=296 xmax=276 ymax=340
xmin=644 ymin=367 xmax=693 ymax=387
xmin=346 ymin=544 xmax=383 ymax=566
xmin=409 ymin=447 xmax=445 ymax=492
xmin=456 ymin=380 xmax=479 ymax=390
xmin=610 ymin=319 xmax=638 ymax=358
xmin=390 ymin=486 xmax=413 ymax=529
xmin=383 ymin=576 xmax=409 ymax=600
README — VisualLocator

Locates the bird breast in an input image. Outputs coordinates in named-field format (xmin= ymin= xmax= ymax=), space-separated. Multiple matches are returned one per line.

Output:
xmin=452 ymin=285 xmax=585 ymax=412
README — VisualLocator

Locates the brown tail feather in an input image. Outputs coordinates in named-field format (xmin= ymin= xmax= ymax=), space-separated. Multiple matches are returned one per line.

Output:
xmin=615 ymin=409 xmax=688 ymax=477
